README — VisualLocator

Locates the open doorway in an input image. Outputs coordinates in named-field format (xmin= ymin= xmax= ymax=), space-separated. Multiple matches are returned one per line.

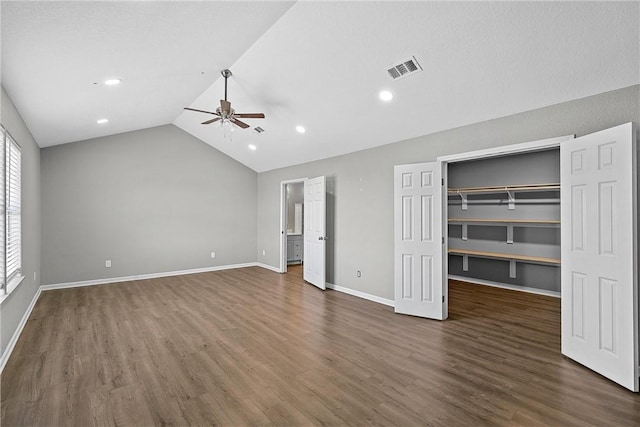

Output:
xmin=279 ymin=178 xmax=306 ymax=274
xmin=445 ymin=148 xmax=561 ymax=297
xmin=279 ymin=176 xmax=328 ymax=290
xmin=437 ymin=136 xmax=571 ymax=306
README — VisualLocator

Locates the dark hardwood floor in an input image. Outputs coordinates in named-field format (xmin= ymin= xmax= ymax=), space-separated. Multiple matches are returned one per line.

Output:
xmin=2 ymin=265 xmax=640 ymax=426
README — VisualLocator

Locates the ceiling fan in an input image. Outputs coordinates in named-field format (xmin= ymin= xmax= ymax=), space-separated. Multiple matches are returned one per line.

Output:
xmin=184 ymin=69 xmax=265 ymax=129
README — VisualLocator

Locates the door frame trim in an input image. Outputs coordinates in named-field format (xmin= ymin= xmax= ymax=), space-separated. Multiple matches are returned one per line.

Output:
xmin=279 ymin=178 xmax=308 ymax=273
xmin=437 ymin=135 xmax=574 ymax=163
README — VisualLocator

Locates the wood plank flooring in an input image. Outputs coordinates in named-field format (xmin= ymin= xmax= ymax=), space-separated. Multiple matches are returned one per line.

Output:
xmin=2 ymin=265 xmax=640 ymax=426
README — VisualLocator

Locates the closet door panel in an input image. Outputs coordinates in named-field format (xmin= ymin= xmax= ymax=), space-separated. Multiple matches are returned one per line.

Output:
xmin=394 ymin=162 xmax=446 ymax=320
xmin=561 ymin=122 xmax=638 ymax=392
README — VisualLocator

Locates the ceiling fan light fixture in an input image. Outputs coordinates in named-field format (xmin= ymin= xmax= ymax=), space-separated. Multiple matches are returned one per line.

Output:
xmin=221 ymin=119 xmax=235 ymax=132
xmin=296 ymin=125 xmax=306 ymax=134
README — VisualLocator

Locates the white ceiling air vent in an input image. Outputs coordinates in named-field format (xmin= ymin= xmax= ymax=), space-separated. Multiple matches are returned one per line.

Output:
xmin=386 ymin=56 xmax=422 ymax=80
xmin=253 ymin=126 xmax=265 ymax=134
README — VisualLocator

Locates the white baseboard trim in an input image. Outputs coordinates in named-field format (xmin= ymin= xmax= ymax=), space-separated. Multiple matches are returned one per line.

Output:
xmin=254 ymin=264 xmax=395 ymax=307
xmin=326 ymin=282 xmax=395 ymax=307
xmin=256 ymin=263 xmax=281 ymax=273
xmin=41 ymin=262 xmax=259 ymax=291
xmin=448 ymin=275 xmax=561 ymax=298
xmin=0 ymin=286 xmax=42 ymax=374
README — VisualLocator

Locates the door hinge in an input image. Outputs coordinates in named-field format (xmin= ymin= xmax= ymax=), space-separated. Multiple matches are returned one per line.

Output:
xmin=442 ymin=237 xmax=445 ymax=244
xmin=441 ymin=178 xmax=444 ymax=185
xmin=442 ymin=296 xmax=445 ymax=303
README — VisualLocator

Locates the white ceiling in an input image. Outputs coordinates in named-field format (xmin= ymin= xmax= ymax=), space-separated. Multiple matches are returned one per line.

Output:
xmin=2 ymin=1 xmax=639 ymax=172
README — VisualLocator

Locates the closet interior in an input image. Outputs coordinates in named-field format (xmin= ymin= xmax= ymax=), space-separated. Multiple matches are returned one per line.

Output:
xmin=447 ymin=149 xmax=561 ymax=296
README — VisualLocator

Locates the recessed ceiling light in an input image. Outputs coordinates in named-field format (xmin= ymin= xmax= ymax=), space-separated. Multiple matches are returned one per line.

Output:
xmin=248 ymin=144 xmax=257 ymax=151
xmin=379 ymin=90 xmax=393 ymax=101
xmin=104 ymin=78 xmax=122 ymax=86
xmin=96 ymin=118 xmax=109 ymax=124
xmin=296 ymin=125 xmax=306 ymax=134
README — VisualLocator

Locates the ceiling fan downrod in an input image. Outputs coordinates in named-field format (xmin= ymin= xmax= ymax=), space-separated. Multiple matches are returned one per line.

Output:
xmin=221 ymin=69 xmax=232 ymax=101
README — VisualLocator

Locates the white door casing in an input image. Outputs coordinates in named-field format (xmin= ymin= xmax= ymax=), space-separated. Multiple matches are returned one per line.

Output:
xmin=394 ymin=162 xmax=446 ymax=320
xmin=303 ymin=176 xmax=326 ymax=290
xmin=561 ymin=122 xmax=638 ymax=392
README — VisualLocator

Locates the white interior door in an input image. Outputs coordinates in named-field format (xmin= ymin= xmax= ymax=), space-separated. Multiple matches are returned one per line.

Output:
xmin=561 ymin=122 xmax=638 ymax=392
xmin=303 ymin=176 xmax=326 ymax=290
xmin=394 ymin=162 xmax=446 ymax=320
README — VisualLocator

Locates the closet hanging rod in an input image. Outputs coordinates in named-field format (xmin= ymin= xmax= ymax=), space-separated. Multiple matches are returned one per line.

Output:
xmin=448 ymin=218 xmax=560 ymax=224
xmin=447 ymin=183 xmax=560 ymax=194
xmin=447 ymin=198 xmax=560 ymax=205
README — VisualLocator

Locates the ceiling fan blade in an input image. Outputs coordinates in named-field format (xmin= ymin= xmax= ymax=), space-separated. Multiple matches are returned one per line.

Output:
xmin=231 ymin=118 xmax=250 ymax=129
xmin=234 ymin=113 xmax=265 ymax=119
xmin=220 ymin=99 xmax=232 ymax=114
xmin=202 ymin=117 xmax=221 ymax=125
xmin=184 ymin=107 xmax=219 ymax=115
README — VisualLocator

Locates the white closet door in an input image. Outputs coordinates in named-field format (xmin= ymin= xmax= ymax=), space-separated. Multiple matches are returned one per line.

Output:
xmin=561 ymin=122 xmax=638 ymax=391
xmin=303 ymin=176 xmax=326 ymax=290
xmin=394 ymin=162 xmax=446 ymax=320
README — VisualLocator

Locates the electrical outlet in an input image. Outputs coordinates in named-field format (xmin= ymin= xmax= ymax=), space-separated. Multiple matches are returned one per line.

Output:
xmin=262 ymin=249 xmax=266 ymax=256
xmin=211 ymin=252 xmax=216 ymax=259
xmin=105 ymin=259 xmax=111 ymax=268
xmin=357 ymin=270 xmax=362 ymax=278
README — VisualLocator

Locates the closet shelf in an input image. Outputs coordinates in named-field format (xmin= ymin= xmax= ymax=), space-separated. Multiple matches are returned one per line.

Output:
xmin=449 ymin=248 xmax=560 ymax=265
xmin=448 ymin=218 xmax=560 ymax=243
xmin=448 ymin=218 xmax=560 ymax=225
xmin=448 ymin=248 xmax=560 ymax=279
xmin=448 ymin=183 xmax=560 ymax=210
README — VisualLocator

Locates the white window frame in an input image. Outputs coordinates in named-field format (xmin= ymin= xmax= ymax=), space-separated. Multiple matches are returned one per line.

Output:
xmin=0 ymin=126 xmax=23 ymax=296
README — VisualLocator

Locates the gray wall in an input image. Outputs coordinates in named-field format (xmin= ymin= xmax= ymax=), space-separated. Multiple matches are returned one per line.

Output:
xmin=0 ymin=87 xmax=41 ymax=357
xmin=41 ymin=124 xmax=257 ymax=285
xmin=256 ymin=85 xmax=640 ymax=301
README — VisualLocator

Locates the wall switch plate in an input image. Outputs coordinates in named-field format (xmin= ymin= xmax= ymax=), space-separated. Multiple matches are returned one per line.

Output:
xmin=105 ymin=259 xmax=111 ymax=268
xmin=33 ymin=272 xmax=36 ymax=281
xmin=211 ymin=252 xmax=216 ymax=259
xmin=262 ymin=250 xmax=266 ymax=256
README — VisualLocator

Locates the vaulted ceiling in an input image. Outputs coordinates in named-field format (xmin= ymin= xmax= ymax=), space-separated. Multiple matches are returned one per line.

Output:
xmin=2 ymin=1 xmax=638 ymax=172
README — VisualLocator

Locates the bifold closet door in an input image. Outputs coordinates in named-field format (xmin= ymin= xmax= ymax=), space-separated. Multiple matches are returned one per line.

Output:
xmin=394 ymin=162 xmax=446 ymax=320
xmin=561 ymin=122 xmax=638 ymax=392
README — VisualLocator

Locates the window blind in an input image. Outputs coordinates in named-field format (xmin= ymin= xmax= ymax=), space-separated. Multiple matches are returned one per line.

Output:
xmin=5 ymin=133 xmax=20 ymax=285
xmin=0 ymin=128 xmax=5 ymax=290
